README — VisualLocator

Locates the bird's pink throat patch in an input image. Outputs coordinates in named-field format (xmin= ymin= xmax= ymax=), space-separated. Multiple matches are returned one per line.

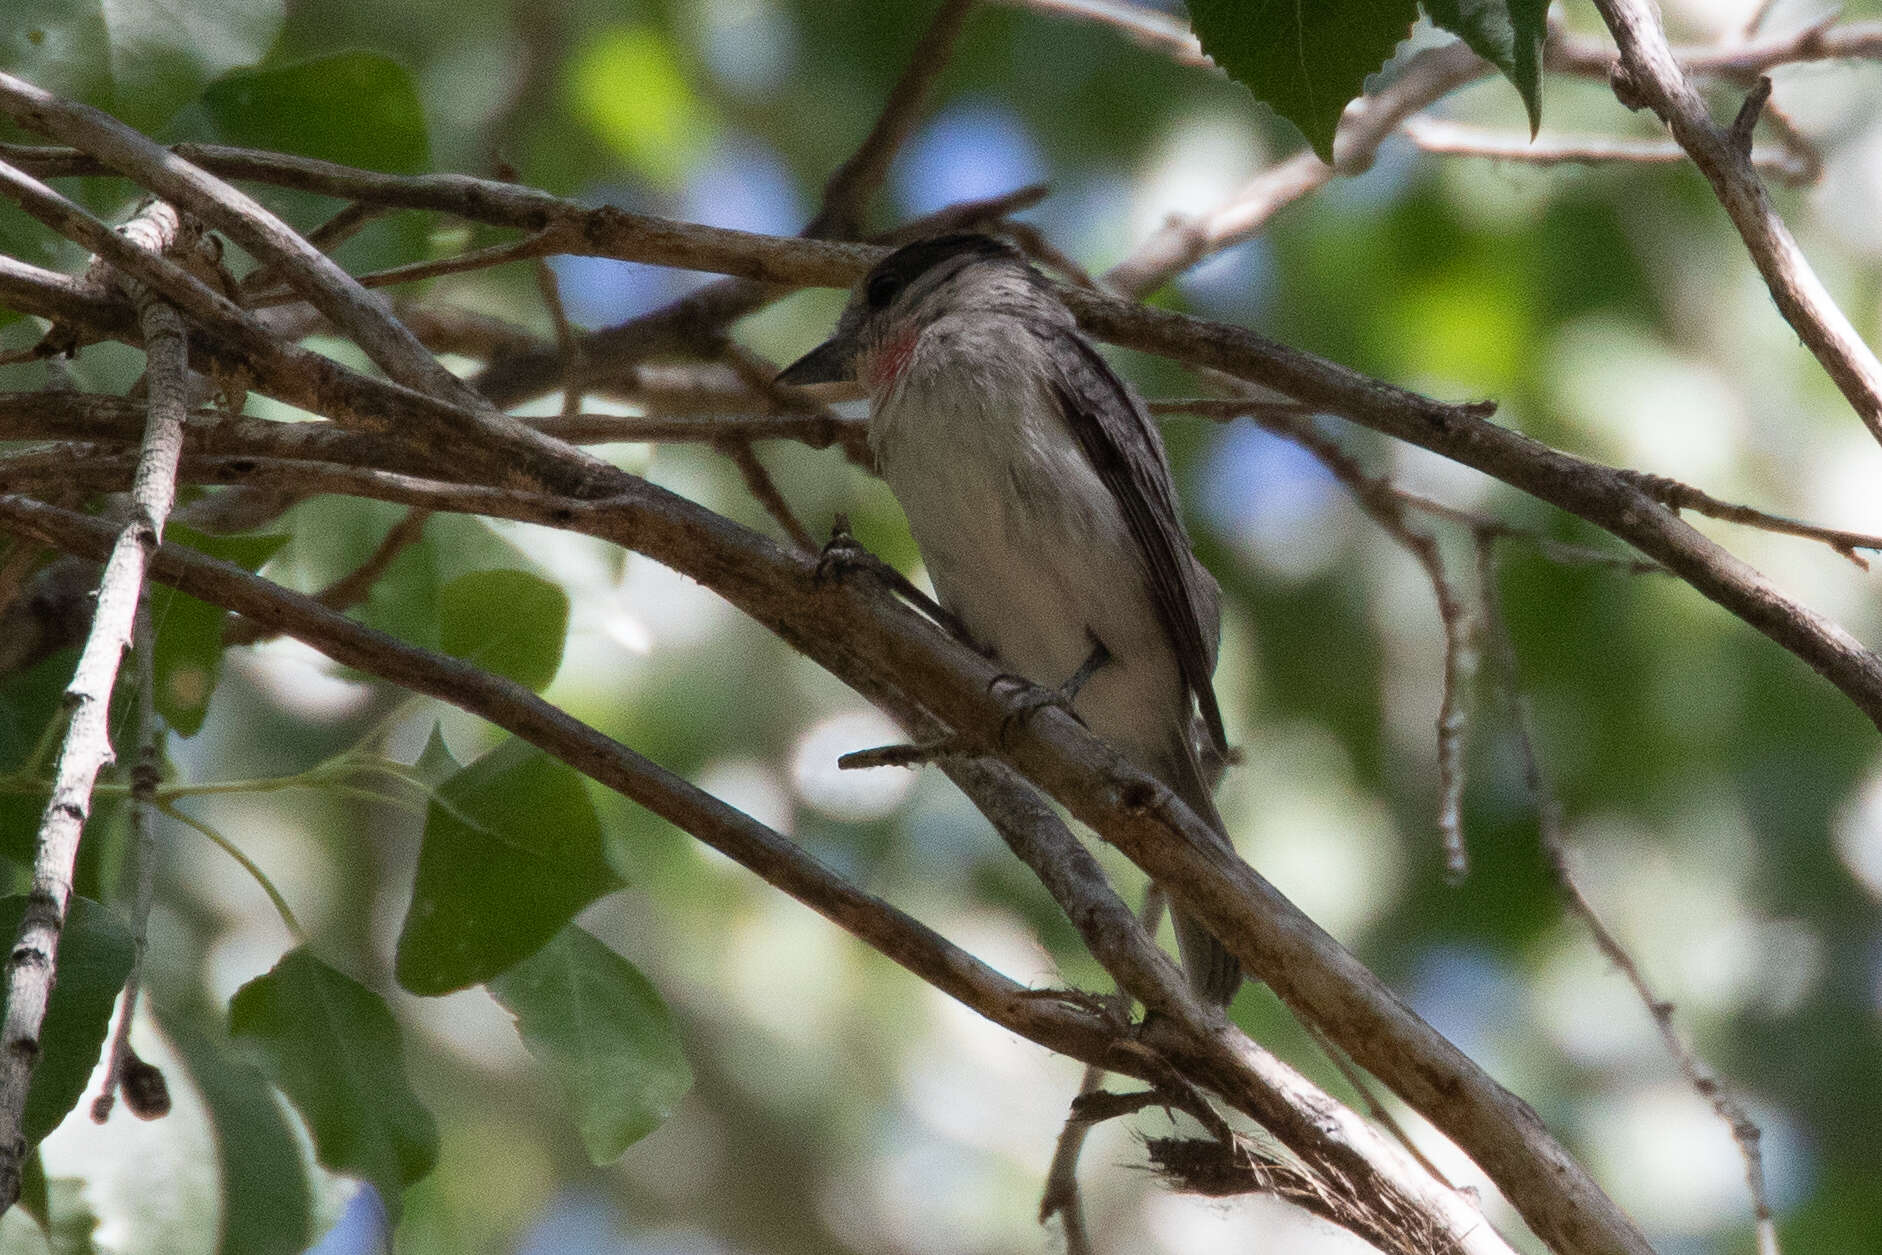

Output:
xmin=865 ymin=327 xmax=919 ymax=390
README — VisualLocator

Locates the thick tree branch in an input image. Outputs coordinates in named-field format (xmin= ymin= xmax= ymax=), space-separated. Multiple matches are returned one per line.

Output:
xmin=0 ymin=456 xmax=1651 ymax=1255
xmin=0 ymin=492 xmax=1512 ymax=1255
xmin=6 ymin=182 xmax=1878 ymax=732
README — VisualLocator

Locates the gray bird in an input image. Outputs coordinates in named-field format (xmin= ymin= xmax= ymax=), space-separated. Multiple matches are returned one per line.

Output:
xmin=778 ymin=234 xmax=1241 ymax=1005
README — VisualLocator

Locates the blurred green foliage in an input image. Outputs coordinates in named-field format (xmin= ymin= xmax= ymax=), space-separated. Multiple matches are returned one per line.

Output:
xmin=4 ymin=1 xmax=1882 ymax=1254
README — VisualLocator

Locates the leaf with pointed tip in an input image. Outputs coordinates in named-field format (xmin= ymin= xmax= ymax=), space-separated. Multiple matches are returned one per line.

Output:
xmin=0 ymin=895 xmax=133 ymax=1148
xmin=228 ymin=949 xmax=437 ymax=1219
xmin=412 ymin=723 xmax=462 ymax=787
xmin=489 ymin=926 xmax=692 ymax=1162
xmin=395 ymin=738 xmax=620 ymax=996
xmin=1425 ymin=0 xmax=1545 ymax=132
xmin=1187 ymin=0 xmax=1420 ymax=161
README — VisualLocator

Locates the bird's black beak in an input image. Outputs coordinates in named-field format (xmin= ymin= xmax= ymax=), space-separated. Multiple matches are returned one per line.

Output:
xmin=776 ymin=336 xmax=857 ymax=385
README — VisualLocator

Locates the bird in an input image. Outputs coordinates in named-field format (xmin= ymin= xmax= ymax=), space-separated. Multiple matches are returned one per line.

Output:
xmin=777 ymin=233 xmax=1241 ymax=1005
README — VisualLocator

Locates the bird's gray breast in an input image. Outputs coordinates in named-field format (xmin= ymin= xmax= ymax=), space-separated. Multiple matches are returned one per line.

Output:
xmin=868 ymin=332 xmax=1185 ymax=756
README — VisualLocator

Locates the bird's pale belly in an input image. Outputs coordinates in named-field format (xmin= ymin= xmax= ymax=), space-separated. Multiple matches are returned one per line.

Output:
xmin=877 ymin=412 xmax=1186 ymax=768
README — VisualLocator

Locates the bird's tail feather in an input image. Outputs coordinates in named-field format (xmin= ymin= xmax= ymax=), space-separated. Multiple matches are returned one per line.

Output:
xmin=1158 ymin=732 xmax=1242 ymax=1006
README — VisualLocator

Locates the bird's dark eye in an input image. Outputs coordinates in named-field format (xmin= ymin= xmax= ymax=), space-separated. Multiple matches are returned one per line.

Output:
xmin=865 ymin=272 xmax=903 ymax=309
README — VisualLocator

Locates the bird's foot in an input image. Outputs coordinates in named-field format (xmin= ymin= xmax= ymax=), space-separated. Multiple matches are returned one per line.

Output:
xmin=816 ymin=515 xmax=984 ymax=648
xmin=988 ymin=638 xmax=1111 ymax=748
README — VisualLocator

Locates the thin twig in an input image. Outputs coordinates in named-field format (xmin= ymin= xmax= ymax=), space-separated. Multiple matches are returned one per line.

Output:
xmin=89 ymin=597 xmax=163 ymax=1124
xmin=1226 ymin=402 xmax=1480 ymax=879
xmin=243 ymin=228 xmax=563 ymax=308
xmin=1039 ymin=888 xmax=1167 ymax=1247
xmin=723 ymin=440 xmax=816 ymax=554
xmin=988 ymin=0 xmax=1210 ymax=67
xmin=1589 ymin=0 xmax=1882 ymax=446
xmin=1622 ymin=469 xmax=1882 ymax=569
xmin=812 ymin=0 xmax=979 ymax=236
xmin=0 ymin=201 xmax=191 ymax=1209
xmin=239 ymin=200 xmax=390 ymax=298
xmin=1105 ymin=41 xmax=1490 ymax=297
xmin=224 ymin=506 xmax=432 ymax=647
xmin=1304 ymin=1021 xmax=1454 ymax=1190
xmin=1402 ymin=117 xmax=1815 ymax=185
xmin=1474 ymin=533 xmax=1782 ymax=1255
xmin=531 ymin=253 xmax=585 ymax=422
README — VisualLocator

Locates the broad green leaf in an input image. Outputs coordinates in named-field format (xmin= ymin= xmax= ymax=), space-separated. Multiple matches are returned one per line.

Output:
xmin=228 ymin=949 xmax=438 ymax=1218
xmin=149 ymin=525 xmax=289 ymax=737
xmin=1187 ymin=0 xmax=1419 ymax=161
xmin=195 ymin=52 xmax=431 ymax=174
xmin=489 ymin=926 xmax=692 ymax=1162
xmin=1425 ymin=0 xmax=1545 ymax=132
xmin=3 ymin=0 xmax=284 ymax=134
xmin=437 ymin=569 xmax=569 ymax=693
xmin=165 ymin=1020 xmax=313 ymax=1255
xmin=395 ymin=738 xmax=619 ymax=996
xmin=0 ymin=895 xmax=134 ymax=1147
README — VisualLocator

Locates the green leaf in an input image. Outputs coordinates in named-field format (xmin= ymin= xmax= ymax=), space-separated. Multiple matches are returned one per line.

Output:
xmin=149 ymin=525 xmax=289 ymax=737
xmin=396 ymin=738 xmax=619 ymax=995
xmin=437 ymin=569 xmax=569 ymax=693
xmin=4 ymin=0 xmax=284 ymax=134
xmin=165 ymin=1020 xmax=313 ymax=1255
xmin=489 ymin=926 xmax=692 ymax=1162
xmin=412 ymin=722 xmax=462 ymax=787
xmin=1425 ymin=0 xmax=1545 ymax=132
xmin=16 ymin=1150 xmax=47 ymax=1234
xmin=228 ymin=949 xmax=438 ymax=1218
xmin=0 ymin=896 xmax=133 ymax=1148
xmin=1187 ymin=0 xmax=1420 ymax=161
xmin=193 ymin=52 xmax=431 ymax=174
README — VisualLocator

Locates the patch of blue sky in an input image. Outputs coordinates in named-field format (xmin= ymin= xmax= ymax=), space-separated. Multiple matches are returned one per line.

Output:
xmin=301 ymin=1184 xmax=390 ymax=1255
xmin=1318 ymin=131 xmax=1421 ymax=213
xmin=1403 ymin=942 xmax=1523 ymax=1065
xmin=553 ymin=138 xmax=804 ymax=327
xmin=891 ymin=98 xmax=1050 ymax=219
xmin=1031 ymin=170 xmax=1134 ymax=267
xmin=683 ymin=138 xmax=808 ymax=235
xmin=1197 ymin=419 xmax=1339 ymax=542
xmin=1175 ymin=234 xmax=1275 ymax=322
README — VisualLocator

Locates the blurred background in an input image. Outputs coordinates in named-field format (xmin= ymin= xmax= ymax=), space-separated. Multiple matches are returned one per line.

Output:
xmin=4 ymin=0 xmax=1882 ymax=1252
